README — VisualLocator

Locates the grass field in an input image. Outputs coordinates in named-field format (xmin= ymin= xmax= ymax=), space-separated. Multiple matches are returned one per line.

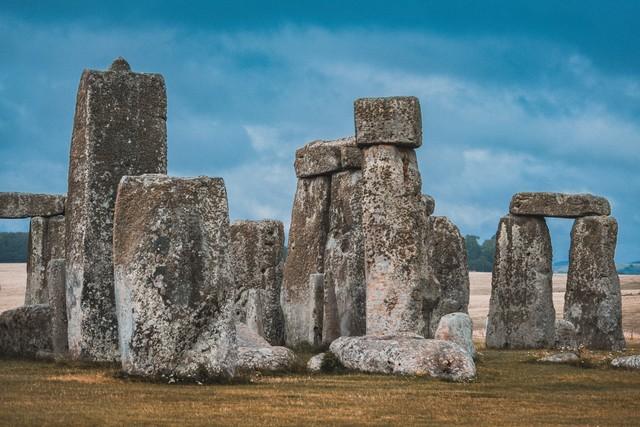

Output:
xmin=1 ymin=347 xmax=639 ymax=426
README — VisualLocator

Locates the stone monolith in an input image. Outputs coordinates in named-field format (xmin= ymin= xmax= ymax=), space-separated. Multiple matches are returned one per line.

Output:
xmin=65 ymin=58 xmax=167 ymax=361
xmin=47 ymin=259 xmax=68 ymax=355
xmin=25 ymin=215 xmax=65 ymax=305
xmin=486 ymin=214 xmax=555 ymax=349
xmin=565 ymin=216 xmax=625 ymax=350
xmin=113 ymin=175 xmax=236 ymax=380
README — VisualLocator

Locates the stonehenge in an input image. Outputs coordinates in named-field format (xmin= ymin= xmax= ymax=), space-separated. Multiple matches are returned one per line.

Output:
xmin=0 ymin=192 xmax=65 ymax=219
xmin=25 ymin=215 xmax=65 ymax=305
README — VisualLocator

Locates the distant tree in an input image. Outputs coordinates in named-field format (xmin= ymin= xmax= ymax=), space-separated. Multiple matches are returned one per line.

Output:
xmin=465 ymin=234 xmax=496 ymax=272
xmin=0 ymin=232 xmax=28 ymax=263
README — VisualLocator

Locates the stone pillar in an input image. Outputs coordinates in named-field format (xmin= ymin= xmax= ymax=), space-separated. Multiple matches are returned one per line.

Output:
xmin=113 ymin=175 xmax=236 ymax=380
xmin=486 ymin=214 xmax=555 ymax=349
xmin=356 ymin=96 xmax=428 ymax=336
xmin=47 ymin=259 xmax=68 ymax=355
xmin=309 ymin=273 xmax=325 ymax=345
xmin=424 ymin=216 xmax=470 ymax=338
xmin=25 ymin=215 xmax=65 ymax=305
xmin=65 ymin=58 xmax=167 ymax=361
xmin=230 ymin=220 xmax=285 ymax=345
xmin=565 ymin=216 xmax=625 ymax=350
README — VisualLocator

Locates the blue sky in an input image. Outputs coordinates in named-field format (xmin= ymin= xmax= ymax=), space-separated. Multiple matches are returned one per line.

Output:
xmin=1 ymin=1 xmax=639 ymax=262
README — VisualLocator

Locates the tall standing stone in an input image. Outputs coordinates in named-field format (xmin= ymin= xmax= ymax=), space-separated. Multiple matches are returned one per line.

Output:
xmin=486 ymin=214 xmax=555 ymax=349
xmin=47 ymin=259 xmax=68 ymax=355
xmin=230 ymin=220 xmax=285 ymax=345
xmin=565 ymin=216 xmax=625 ymax=350
xmin=113 ymin=175 xmax=236 ymax=379
xmin=356 ymin=97 xmax=429 ymax=336
xmin=65 ymin=58 xmax=167 ymax=361
xmin=25 ymin=215 xmax=65 ymax=305
xmin=424 ymin=216 xmax=470 ymax=338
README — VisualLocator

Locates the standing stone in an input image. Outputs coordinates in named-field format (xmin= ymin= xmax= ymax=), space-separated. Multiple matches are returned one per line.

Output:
xmin=554 ymin=319 xmax=578 ymax=351
xmin=65 ymin=58 xmax=167 ymax=361
xmin=509 ymin=192 xmax=611 ymax=218
xmin=230 ymin=220 xmax=285 ymax=345
xmin=322 ymin=170 xmax=366 ymax=344
xmin=486 ymin=214 xmax=555 ymax=349
xmin=309 ymin=273 xmax=325 ymax=346
xmin=113 ymin=175 xmax=236 ymax=380
xmin=281 ymin=176 xmax=331 ymax=346
xmin=424 ymin=216 xmax=470 ymax=338
xmin=565 ymin=216 xmax=625 ymax=350
xmin=357 ymin=97 xmax=427 ymax=336
xmin=0 ymin=192 xmax=65 ymax=218
xmin=25 ymin=215 xmax=65 ymax=305
xmin=47 ymin=259 xmax=68 ymax=355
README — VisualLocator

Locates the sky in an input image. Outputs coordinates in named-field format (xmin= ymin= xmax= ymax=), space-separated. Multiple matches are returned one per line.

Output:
xmin=1 ymin=1 xmax=639 ymax=263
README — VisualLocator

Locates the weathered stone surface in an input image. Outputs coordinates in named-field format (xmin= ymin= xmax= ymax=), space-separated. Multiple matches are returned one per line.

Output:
xmin=329 ymin=335 xmax=476 ymax=382
xmin=307 ymin=352 xmax=328 ymax=372
xmin=294 ymin=136 xmax=362 ymax=178
xmin=538 ymin=352 xmax=580 ymax=363
xmin=25 ymin=215 xmax=65 ymax=305
xmin=322 ymin=170 xmax=366 ymax=344
xmin=230 ymin=220 xmax=285 ymax=345
xmin=113 ymin=175 xmax=236 ymax=380
xmin=236 ymin=324 xmax=296 ymax=372
xmin=0 ymin=192 xmax=65 ymax=218
xmin=422 ymin=194 xmax=435 ymax=216
xmin=434 ymin=313 xmax=475 ymax=358
xmin=554 ymin=319 xmax=578 ymax=350
xmin=565 ymin=216 xmax=625 ymax=350
xmin=611 ymin=355 xmax=640 ymax=370
xmin=509 ymin=192 xmax=611 ymax=218
xmin=66 ymin=58 xmax=167 ymax=361
xmin=47 ymin=259 xmax=68 ymax=355
xmin=354 ymin=97 xmax=422 ymax=148
xmin=361 ymin=144 xmax=428 ymax=336
xmin=0 ymin=305 xmax=52 ymax=357
xmin=282 ymin=176 xmax=331 ymax=346
xmin=310 ymin=273 xmax=325 ymax=346
xmin=424 ymin=216 xmax=470 ymax=337
xmin=486 ymin=214 xmax=555 ymax=349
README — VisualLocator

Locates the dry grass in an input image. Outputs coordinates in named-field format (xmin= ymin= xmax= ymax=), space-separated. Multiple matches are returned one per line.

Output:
xmin=1 ymin=346 xmax=640 ymax=426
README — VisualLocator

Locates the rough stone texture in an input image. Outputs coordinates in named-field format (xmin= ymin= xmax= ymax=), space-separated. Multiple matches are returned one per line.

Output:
xmin=65 ymin=58 xmax=167 ymax=362
xmin=322 ymin=170 xmax=366 ymax=344
xmin=113 ymin=175 xmax=236 ymax=380
xmin=282 ymin=176 xmax=331 ymax=346
xmin=611 ymin=355 xmax=640 ymax=370
xmin=329 ymin=335 xmax=476 ymax=382
xmin=307 ymin=352 xmax=328 ymax=372
xmin=0 ymin=192 xmax=65 ymax=218
xmin=565 ymin=216 xmax=625 ymax=350
xmin=294 ymin=137 xmax=362 ymax=178
xmin=434 ymin=313 xmax=475 ymax=358
xmin=354 ymin=97 xmax=422 ymax=148
xmin=0 ymin=305 xmax=52 ymax=357
xmin=360 ymin=144 xmax=428 ymax=336
xmin=424 ymin=216 xmax=470 ymax=338
xmin=47 ymin=259 xmax=68 ymax=355
xmin=538 ymin=352 xmax=580 ymax=363
xmin=25 ymin=215 xmax=65 ymax=305
xmin=236 ymin=324 xmax=296 ymax=372
xmin=554 ymin=319 xmax=578 ymax=350
xmin=422 ymin=194 xmax=435 ymax=216
xmin=230 ymin=220 xmax=285 ymax=345
xmin=486 ymin=214 xmax=555 ymax=349
xmin=509 ymin=192 xmax=611 ymax=218
xmin=310 ymin=273 xmax=325 ymax=346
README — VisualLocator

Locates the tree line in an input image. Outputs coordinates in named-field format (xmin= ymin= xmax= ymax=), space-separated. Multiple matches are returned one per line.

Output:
xmin=0 ymin=232 xmax=28 ymax=263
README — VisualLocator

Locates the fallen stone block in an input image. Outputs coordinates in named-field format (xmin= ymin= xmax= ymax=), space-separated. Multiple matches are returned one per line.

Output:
xmin=0 ymin=305 xmax=52 ymax=357
xmin=611 ymin=355 xmax=640 ymax=370
xmin=538 ymin=352 xmax=580 ymax=364
xmin=329 ymin=335 xmax=476 ymax=382
xmin=307 ymin=352 xmax=328 ymax=373
xmin=434 ymin=313 xmax=475 ymax=358
xmin=236 ymin=324 xmax=296 ymax=372
xmin=0 ymin=192 xmax=65 ymax=218
xmin=113 ymin=175 xmax=236 ymax=380
xmin=294 ymin=136 xmax=362 ymax=178
xmin=354 ymin=97 xmax=422 ymax=148
xmin=509 ymin=192 xmax=611 ymax=218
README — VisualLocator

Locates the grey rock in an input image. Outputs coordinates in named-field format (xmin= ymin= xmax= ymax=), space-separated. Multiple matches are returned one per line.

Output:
xmin=113 ymin=175 xmax=236 ymax=380
xmin=434 ymin=312 xmax=475 ymax=358
xmin=0 ymin=305 xmax=52 ymax=357
xmin=307 ymin=352 xmax=328 ymax=372
xmin=354 ymin=97 xmax=422 ymax=148
xmin=538 ymin=352 xmax=580 ymax=363
xmin=611 ymin=355 xmax=640 ymax=370
xmin=294 ymin=136 xmax=362 ymax=178
xmin=47 ymin=259 xmax=68 ymax=355
xmin=0 ymin=192 xmax=65 ymax=218
xmin=25 ymin=215 xmax=65 ymax=305
xmin=361 ymin=144 xmax=429 ymax=336
xmin=424 ymin=216 xmax=470 ymax=338
xmin=422 ymin=194 xmax=435 ymax=216
xmin=230 ymin=220 xmax=285 ymax=345
xmin=322 ymin=170 xmax=366 ymax=344
xmin=565 ymin=216 xmax=625 ymax=350
xmin=509 ymin=192 xmax=610 ymax=218
xmin=236 ymin=324 xmax=296 ymax=372
xmin=329 ymin=335 xmax=476 ymax=382
xmin=554 ymin=319 xmax=578 ymax=350
xmin=486 ymin=214 xmax=555 ymax=349
xmin=65 ymin=58 xmax=167 ymax=362
xmin=282 ymin=176 xmax=331 ymax=346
